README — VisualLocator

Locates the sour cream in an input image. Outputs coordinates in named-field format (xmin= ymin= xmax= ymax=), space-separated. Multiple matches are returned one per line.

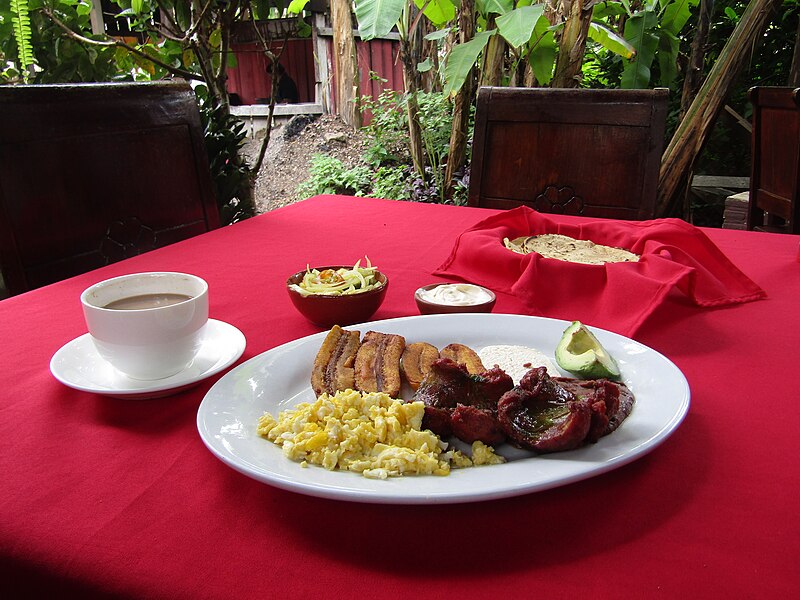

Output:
xmin=417 ymin=284 xmax=493 ymax=306
xmin=478 ymin=345 xmax=559 ymax=384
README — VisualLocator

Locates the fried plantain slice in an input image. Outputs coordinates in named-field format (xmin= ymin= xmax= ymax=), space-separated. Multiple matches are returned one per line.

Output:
xmin=401 ymin=342 xmax=440 ymax=391
xmin=440 ymin=343 xmax=485 ymax=375
xmin=354 ymin=331 xmax=406 ymax=398
xmin=311 ymin=325 xmax=361 ymax=396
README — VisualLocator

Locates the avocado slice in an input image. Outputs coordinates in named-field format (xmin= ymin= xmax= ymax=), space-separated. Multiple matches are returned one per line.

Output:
xmin=555 ymin=321 xmax=621 ymax=380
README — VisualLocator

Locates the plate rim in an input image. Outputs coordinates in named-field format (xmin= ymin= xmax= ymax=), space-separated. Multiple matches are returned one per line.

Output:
xmin=197 ymin=313 xmax=690 ymax=504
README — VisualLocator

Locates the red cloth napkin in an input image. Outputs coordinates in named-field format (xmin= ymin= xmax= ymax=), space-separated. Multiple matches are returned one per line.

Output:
xmin=435 ymin=207 xmax=766 ymax=335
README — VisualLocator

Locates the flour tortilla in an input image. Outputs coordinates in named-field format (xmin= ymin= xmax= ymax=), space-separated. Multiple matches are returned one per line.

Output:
xmin=504 ymin=234 xmax=639 ymax=265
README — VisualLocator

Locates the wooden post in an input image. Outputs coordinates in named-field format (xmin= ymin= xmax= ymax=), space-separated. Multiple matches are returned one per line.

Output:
xmin=312 ymin=13 xmax=332 ymax=113
xmin=330 ymin=0 xmax=361 ymax=128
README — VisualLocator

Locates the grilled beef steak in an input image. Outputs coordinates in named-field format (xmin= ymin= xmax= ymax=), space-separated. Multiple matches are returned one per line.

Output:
xmin=414 ymin=358 xmax=513 ymax=445
xmin=497 ymin=367 xmax=634 ymax=452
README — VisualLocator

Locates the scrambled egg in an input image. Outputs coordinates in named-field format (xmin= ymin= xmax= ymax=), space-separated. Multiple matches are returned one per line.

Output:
xmin=257 ymin=389 xmax=504 ymax=479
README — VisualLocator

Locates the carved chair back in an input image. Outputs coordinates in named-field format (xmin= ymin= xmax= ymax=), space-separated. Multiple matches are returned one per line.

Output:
xmin=0 ymin=80 xmax=220 ymax=296
xmin=746 ymin=86 xmax=800 ymax=234
xmin=468 ymin=86 xmax=669 ymax=220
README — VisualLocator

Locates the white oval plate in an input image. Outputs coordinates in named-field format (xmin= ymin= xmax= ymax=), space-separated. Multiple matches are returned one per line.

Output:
xmin=197 ymin=314 xmax=689 ymax=504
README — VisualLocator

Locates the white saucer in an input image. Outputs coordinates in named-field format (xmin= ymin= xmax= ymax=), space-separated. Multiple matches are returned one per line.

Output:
xmin=50 ymin=319 xmax=246 ymax=399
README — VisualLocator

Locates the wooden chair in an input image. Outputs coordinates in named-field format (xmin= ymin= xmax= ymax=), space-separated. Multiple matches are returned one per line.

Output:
xmin=468 ymin=86 xmax=669 ymax=220
xmin=746 ymin=86 xmax=800 ymax=234
xmin=0 ymin=80 xmax=220 ymax=296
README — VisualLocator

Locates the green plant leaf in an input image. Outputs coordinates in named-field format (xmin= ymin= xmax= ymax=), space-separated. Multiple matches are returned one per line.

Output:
xmin=175 ymin=1 xmax=192 ymax=29
xmin=621 ymin=9 xmax=658 ymax=89
xmin=528 ymin=18 xmax=556 ymax=85
xmin=479 ymin=0 xmax=514 ymax=17
xmin=592 ymin=1 xmax=630 ymax=18
xmin=209 ymin=27 xmax=222 ymax=50
xmin=10 ymin=0 xmax=35 ymax=83
xmin=288 ymin=0 xmax=311 ymax=14
xmin=414 ymin=0 xmax=456 ymax=26
xmin=354 ymin=0 xmax=406 ymax=41
xmin=588 ymin=22 xmax=636 ymax=59
xmin=443 ymin=30 xmax=495 ymax=97
xmin=496 ymin=6 xmax=544 ymax=49
xmin=424 ymin=28 xmax=451 ymax=42
xmin=657 ymin=29 xmax=679 ymax=86
xmin=660 ymin=0 xmax=699 ymax=36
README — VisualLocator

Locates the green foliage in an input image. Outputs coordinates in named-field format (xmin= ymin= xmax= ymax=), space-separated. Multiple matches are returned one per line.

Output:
xmin=618 ymin=0 xmax=700 ymax=89
xmin=588 ymin=22 xmax=635 ymax=60
xmin=360 ymin=88 xmax=409 ymax=166
xmin=297 ymin=155 xmax=372 ymax=197
xmin=692 ymin=0 xmax=800 ymax=178
xmin=1 ymin=1 xmax=122 ymax=84
xmin=443 ymin=30 xmax=495 ymax=97
xmin=196 ymin=86 xmax=254 ymax=224
xmin=10 ymin=0 xmax=35 ymax=83
xmin=372 ymin=166 xmax=411 ymax=200
xmin=414 ymin=0 xmax=456 ymax=26
xmin=417 ymin=92 xmax=459 ymax=201
xmin=621 ymin=8 xmax=660 ymax=88
xmin=495 ymin=5 xmax=543 ymax=48
xmin=354 ymin=0 xmax=406 ymax=41
xmin=358 ymin=88 xmax=463 ymax=202
xmin=298 ymin=87 xmax=467 ymax=203
xmin=297 ymin=155 xmax=413 ymax=200
xmin=527 ymin=11 xmax=557 ymax=85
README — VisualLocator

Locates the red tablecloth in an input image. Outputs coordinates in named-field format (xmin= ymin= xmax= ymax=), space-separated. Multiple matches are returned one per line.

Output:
xmin=1 ymin=195 xmax=798 ymax=598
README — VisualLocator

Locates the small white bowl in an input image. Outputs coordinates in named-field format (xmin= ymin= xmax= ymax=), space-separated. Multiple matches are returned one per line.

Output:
xmin=414 ymin=283 xmax=496 ymax=315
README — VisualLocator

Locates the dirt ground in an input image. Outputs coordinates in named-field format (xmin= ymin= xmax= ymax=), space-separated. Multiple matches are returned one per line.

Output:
xmin=244 ymin=114 xmax=371 ymax=213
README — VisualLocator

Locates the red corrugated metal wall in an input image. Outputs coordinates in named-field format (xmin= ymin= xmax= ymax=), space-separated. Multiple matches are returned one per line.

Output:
xmin=324 ymin=37 xmax=405 ymax=122
xmin=227 ymin=35 xmax=405 ymax=116
xmin=357 ymin=38 xmax=405 ymax=104
xmin=227 ymin=40 xmax=315 ymax=105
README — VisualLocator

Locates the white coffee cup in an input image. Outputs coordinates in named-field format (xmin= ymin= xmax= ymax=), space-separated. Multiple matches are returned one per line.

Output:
xmin=81 ymin=272 xmax=209 ymax=380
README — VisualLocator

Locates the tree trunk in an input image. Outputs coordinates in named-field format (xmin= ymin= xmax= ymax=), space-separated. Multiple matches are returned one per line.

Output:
xmin=331 ymin=0 xmax=361 ymax=128
xmin=523 ymin=62 xmax=537 ymax=87
xmin=420 ymin=18 xmax=440 ymax=93
xmin=399 ymin=6 xmax=426 ymax=176
xmin=680 ymin=0 xmax=715 ymax=119
xmin=444 ymin=0 xmax=476 ymax=195
xmin=480 ymin=16 xmax=506 ymax=87
xmin=401 ymin=41 xmax=426 ymax=176
xmin=552 ymin=0 xmax=594 ymax=88
xmin=657 ymin=0 xmax=783 ymax=218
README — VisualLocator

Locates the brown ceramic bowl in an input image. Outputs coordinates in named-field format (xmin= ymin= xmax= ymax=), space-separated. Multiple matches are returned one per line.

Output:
xmin=287 ymin=266 xmax=389 ymax=327
xmin=414 ymin=283 xmax=496 ymax=315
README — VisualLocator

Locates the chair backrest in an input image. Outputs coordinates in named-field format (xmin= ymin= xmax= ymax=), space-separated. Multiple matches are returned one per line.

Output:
xmin=468 ymin=86 xmax=669 ymax=220
xmin=746 ymin=86 xmax=800 ymax=234
xmin=0 ymin=80 xmax=220 ymax=296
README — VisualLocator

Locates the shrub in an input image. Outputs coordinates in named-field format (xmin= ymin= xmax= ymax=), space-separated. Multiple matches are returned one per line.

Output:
xmin=297 ymin=155 xmax=371 ymax=197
